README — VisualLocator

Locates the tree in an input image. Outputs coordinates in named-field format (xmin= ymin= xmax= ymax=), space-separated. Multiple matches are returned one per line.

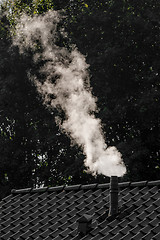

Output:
xmin=64 ymin=0 xmax=160 ymax=181
xmin=0 ymin=0 xmax=160 ymax=199
xmin=0 ymin=0 xmax=75 ymax=199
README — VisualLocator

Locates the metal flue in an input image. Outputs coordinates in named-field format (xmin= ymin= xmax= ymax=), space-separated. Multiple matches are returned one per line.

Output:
xmin=109 ymin=176 xmax=119 ymax=216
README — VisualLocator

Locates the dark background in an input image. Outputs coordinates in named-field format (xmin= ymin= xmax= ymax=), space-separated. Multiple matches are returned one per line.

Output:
xmin=0 ymin=0 xmax=160 ymax=199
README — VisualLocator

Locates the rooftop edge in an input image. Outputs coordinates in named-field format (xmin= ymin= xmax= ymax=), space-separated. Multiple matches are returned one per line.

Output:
xmin=10 ymin=180 xmax=160 ymax=195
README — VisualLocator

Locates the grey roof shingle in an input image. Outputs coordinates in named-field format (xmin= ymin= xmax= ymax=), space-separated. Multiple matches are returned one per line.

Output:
xmin=0 ymin=180 xmax=160 ymax=239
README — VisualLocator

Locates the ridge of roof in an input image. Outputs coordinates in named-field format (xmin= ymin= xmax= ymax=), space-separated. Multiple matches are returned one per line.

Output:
xmin=10 ymin=179 xmax=160 ymax=195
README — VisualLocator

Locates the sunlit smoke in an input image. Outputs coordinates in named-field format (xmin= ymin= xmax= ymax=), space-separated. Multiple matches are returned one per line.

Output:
xmin=12 ymin=10 xmax=126 ymax=177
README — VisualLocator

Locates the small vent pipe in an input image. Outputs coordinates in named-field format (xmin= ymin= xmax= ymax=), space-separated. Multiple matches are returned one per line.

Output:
xmin=77 ymin=214 xmax=92 ymax=236
xmin=109 ymin=176 xmax=119 ymax=216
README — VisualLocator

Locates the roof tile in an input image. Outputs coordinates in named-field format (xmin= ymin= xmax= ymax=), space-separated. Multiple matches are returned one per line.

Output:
xmin=148 ymin=180 xmax=160 ymax=186
xmin=81 ymin=184 xmax=98 ymax=190
xmin=153 ymin=231 xmax=160 ymax=240
xmin=152 ymin=223 xmax=160 ymax=234
xmin=130 ymin=181 xmax=148 ymax=187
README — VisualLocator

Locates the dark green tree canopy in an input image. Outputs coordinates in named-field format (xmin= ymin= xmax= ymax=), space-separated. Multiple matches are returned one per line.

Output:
xmin=0 ymin=0 xmax=160 ymax=199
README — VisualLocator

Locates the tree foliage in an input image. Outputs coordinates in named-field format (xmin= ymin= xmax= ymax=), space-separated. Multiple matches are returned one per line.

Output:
xmin=0 ymin=0 xmax=160 ymax=199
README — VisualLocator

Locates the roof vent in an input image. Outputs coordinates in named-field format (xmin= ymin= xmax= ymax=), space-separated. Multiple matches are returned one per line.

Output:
xmin=77 ymin=214 xmax=92 ymax=236
xmin=109 ymin=176 xmax=119 ymax=216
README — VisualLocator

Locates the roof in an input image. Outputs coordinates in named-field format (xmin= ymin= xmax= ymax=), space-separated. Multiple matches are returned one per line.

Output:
xmin=0 ymin=180 xmax=160 ymax=240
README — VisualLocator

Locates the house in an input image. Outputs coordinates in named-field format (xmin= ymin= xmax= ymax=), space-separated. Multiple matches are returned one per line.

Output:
xmin=0 ymin=178 xmax=160 ymax=239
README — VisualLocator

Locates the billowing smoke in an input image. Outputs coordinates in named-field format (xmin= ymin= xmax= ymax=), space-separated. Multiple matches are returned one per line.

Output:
xmin=12 ymin=10 xmax=126 ymax=177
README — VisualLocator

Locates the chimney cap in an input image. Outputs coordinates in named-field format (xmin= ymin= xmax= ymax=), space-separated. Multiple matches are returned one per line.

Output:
xmin=78 ymin=214 xmax=92 ymax=223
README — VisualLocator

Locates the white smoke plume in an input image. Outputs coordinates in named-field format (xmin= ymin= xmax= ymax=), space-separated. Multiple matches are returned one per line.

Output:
xmin=12 ymin=10 xmax=126 ymax=177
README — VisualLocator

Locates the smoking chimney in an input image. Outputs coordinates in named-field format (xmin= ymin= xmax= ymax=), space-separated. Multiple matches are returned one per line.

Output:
xmin=109 ymin=176 xmax=119 ymax=216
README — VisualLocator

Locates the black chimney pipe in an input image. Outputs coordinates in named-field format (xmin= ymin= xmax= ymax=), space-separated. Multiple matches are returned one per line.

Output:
xmin=109 ymin=176 xmax=118 ymax=216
